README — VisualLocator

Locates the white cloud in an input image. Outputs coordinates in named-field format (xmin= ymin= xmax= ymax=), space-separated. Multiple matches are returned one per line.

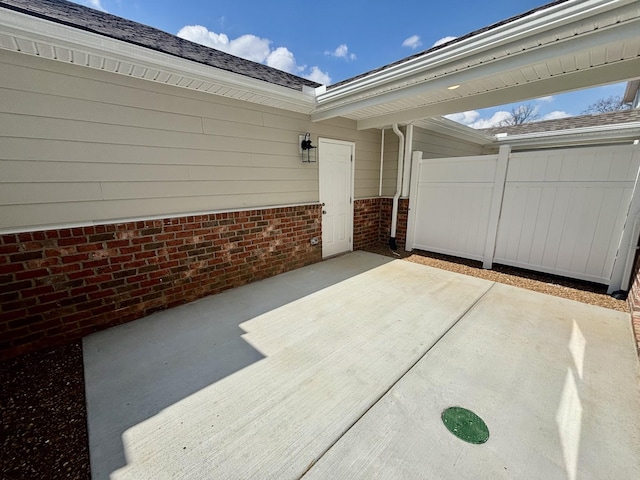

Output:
xmin=537 ymin=96 xmax=554 ymax=103
xmin=433 ymin=36 xmax=458 ymax=47
xmin=446 ymin=110 xmax=511 ymax=129
xmin=447 ymin=107 xmax=572 ymax=129
xmin=445 ymin=111 xmax=480 ymax=125
xmin=402 ymin=35 xmax=422 ymax=49
xmin=325 ymin=44 xmax=356 ymax=61
xmin=305 ymin=66 xmax=331 ymax=85
xmin=177 ymin=26 xmax=271 ymax=62
xmin=74 ymin=0 xmax=107 ymax=12
xmin=541 ymin=110 xmax=571 ymax=121
xmin=177 ymin=25 xmax=331 ymax=84
xmin=266 ymin=47 xmax=297 ymax=72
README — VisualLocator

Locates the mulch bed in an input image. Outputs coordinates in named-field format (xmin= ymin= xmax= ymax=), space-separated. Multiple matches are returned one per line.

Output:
xmin=0 ymin=247 xmax=631 ymax=479
xmin=1 ymin=342 xmax=90 ymax=480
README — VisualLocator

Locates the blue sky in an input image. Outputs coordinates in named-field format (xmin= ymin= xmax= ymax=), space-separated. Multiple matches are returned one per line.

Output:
xmin=73 ymin=0 xmax=628 ymax=128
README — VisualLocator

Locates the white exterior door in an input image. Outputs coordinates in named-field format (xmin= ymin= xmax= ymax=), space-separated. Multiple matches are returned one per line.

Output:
xmin=319 ymin=138 xmax=354 ymax=258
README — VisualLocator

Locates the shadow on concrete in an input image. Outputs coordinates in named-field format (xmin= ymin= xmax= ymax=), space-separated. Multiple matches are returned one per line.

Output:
xmin=83 ymin=251 xmax=393 ymax=479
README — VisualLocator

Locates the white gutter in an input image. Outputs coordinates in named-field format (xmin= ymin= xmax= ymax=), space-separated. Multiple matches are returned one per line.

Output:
xmin=390 ymin=124 xmax=405 ymax=245
xmin=401 ymin=124 xmax=414 ymax=198
xmin=414 ymin=117 xmax=495 ymax=146
xmin=379 ymin=128 xmax=385 ymax=196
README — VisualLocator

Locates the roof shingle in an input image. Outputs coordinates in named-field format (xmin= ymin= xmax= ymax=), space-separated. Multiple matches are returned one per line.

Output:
xmin=0 ymin=0 xmax=322 ymax=91
xmin=481 ymin=109 xmax=640 ymax=136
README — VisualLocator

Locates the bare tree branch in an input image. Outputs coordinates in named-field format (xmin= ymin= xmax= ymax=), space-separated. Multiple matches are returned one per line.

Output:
xmin=498 ymin=104 xmax=539 ymax=126
xmin=581 ymin=95 xmax=631 ymax=114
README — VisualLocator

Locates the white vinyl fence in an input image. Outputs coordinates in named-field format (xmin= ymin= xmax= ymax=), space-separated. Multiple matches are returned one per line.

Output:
xmin=406 ymin=144 xmax=640 ymax=291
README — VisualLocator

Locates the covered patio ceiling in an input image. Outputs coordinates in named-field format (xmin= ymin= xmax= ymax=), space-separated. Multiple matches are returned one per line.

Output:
xmin=312 ymin=0 xmax=640 ymax=130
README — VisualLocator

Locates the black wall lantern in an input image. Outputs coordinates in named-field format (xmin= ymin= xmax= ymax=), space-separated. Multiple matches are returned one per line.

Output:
xmin=299 ymin=132 xmax=317 ymax=163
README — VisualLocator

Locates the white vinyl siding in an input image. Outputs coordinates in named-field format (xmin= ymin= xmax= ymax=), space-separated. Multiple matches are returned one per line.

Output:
xmin=0 ymin=51 xmax=380 ymax=232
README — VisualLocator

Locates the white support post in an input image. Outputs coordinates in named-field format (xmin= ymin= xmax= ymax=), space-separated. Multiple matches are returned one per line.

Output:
xmin=482 ymin=144 xmax=510 ymax=269
xmin=405 ymin=150 xmax=423 ymax=252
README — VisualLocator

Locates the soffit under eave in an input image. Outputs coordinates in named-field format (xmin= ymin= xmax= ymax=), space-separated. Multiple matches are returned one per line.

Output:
xmin=0 ymin=8 xmax=317 ymax=115
xmin=352 ymin=56 xmax=640 ymax=130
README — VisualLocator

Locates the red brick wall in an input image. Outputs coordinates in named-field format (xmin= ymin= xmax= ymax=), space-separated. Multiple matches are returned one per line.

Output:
xmin=627 ymin=252 xmax=640 ymax=355
xmin=353 ymin=199 xmax=383 ymax=250
xmin=352 ymin=197 xmax=409 ymax=251
xmin=0 ymin=205 xmax=321 ymax=360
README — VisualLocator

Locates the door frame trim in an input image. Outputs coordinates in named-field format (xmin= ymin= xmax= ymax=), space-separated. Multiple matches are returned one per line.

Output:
xmin=318 ymin=137 xmax=355 ymax=258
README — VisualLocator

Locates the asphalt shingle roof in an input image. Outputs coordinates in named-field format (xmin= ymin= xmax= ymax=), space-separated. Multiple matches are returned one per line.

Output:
xmin=0 ymin=0 xmax=322 ymax=91
xmin=482 ymin=109 xmax=640 ymax=136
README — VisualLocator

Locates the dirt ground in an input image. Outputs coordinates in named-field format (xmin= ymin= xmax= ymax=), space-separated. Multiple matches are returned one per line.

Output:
xmin=0 ymin=248 xmax=629 ymax=479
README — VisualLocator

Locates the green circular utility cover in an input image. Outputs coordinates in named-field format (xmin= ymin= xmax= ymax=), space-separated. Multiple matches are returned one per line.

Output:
xmin=441 ymin=407 xmax=489 ymax=444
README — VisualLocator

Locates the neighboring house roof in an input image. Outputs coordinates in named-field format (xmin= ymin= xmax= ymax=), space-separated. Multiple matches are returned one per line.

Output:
xmin=0 ymin=0 xmax=321 ymax=92
xmin=482 ymin=109 xmax=640 ymax=136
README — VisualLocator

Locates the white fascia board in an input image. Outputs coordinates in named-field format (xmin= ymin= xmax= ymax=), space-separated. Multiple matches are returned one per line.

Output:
xmin=0 ymin=9 xmax=316 ymax=113
xmin=317 ymin=0 xmax=630 ymax=105
xmin=495 ymin=122 xmax=640 ymax=149
xmin=623 ymin=79 xmax=640 ymax=104
xmin=413 ymin=117 xmax=495 ymax=145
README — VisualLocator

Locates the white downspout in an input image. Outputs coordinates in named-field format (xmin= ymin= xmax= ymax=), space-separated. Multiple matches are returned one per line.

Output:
xmin=390 ymin=124 xmax=404 ymax=248
xmin=401 ymin=124 xmax=414 ymax=197
xmin=379 ymin=128 xmax=385 ymax=196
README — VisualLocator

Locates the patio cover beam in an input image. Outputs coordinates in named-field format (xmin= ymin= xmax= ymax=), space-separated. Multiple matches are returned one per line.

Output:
xmin=311 ymin=0 xmax=640 ymax=129
xmin=356 ymin=56 xmax=640 ymax=130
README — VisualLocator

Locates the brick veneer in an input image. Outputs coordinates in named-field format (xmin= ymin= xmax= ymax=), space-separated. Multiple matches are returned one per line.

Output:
xmin=353 ymin=199 xmax=383 ymax=250
xmin=0 ymin=205 xmax=321 ymax=360
xmin=626 ymin=252 xmax=640 ymax=355
xmin=353 ymin=197 xmax=409 ymax=250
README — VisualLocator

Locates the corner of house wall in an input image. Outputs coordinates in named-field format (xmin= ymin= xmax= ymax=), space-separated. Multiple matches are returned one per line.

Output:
xmin=626 ymin=251 xmax=640 ymax=355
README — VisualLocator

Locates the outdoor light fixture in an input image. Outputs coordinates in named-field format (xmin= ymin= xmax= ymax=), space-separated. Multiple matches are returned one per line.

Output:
xmin=447 ymin=84 xmax=460 ymax=90
xmin=299 ymin=132 xmax=317 ymax=163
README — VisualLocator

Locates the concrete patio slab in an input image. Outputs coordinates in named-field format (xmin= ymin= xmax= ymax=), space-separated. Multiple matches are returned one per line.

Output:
xmin=83 ymin=251 xmax=640 ymax=479
xmin=303 ymin=282 xmax=640 ymax=479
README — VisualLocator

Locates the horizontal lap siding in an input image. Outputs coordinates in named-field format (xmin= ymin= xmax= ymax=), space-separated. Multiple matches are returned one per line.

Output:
xmin=0 ymin=51 xmax=380 ymax=232
xmin=412 ymin=129 xmax=484 ymax=159
xmin=381 ymin=132 xmax=400 ymax=197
